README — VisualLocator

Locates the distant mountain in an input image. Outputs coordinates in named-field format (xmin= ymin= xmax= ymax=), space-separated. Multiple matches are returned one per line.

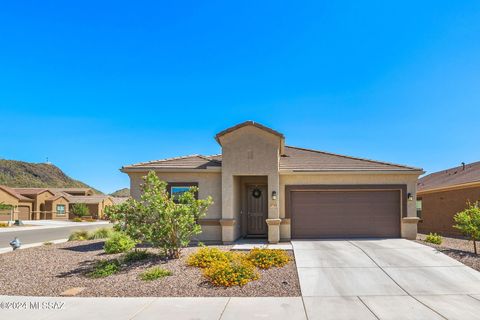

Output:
xmin=110 ymin=188 xmax=130 ymax=197
xmin=0 ymin=159 xmax=101 ymax=193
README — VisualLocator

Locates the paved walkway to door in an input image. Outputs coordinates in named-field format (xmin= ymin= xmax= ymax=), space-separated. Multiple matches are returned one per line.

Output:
xmin=292 ymin=238 xmax=480 ymax=319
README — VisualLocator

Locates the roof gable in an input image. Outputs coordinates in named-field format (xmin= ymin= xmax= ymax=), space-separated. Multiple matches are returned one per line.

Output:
xmin=215 ymin=121 xmax=284 ymax=144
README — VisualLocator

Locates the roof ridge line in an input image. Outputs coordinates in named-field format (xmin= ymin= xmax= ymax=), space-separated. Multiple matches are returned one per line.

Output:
xmin=197 ymin=154 xmax=222 ymax=163
xmin=285 ymin=145 xmax=422 ymax=170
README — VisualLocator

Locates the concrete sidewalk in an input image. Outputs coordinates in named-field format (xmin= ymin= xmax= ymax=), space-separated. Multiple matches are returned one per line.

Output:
xmin=0 ymin=220 xmax=109 ymax=233
xmin=2 ymin=294 xmax=480 ymax=320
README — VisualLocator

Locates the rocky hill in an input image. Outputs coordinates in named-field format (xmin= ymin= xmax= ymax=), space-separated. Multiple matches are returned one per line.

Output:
xmin=110 ymin=188 xmax=130 ymax=197
xmin=0 ymin=159 xmax=100 ymax=193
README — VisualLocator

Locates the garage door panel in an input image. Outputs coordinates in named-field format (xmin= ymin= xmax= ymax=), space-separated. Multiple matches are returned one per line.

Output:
xmin=291 ymin=190 xmax=400 ymax=238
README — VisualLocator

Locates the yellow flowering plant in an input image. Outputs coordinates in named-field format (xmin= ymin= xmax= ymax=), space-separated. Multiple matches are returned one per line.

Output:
xmin=247 ymin=248 xmax=291 ymax=269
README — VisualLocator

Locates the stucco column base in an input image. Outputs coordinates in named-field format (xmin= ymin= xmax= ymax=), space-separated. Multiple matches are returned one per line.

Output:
xmin=401 ymin=217 xmax=420 ymax=240
xmin=266 ymin=218 xmax=281 ymax=244
xmin=220 ymin=219 xmax=236 ymax=244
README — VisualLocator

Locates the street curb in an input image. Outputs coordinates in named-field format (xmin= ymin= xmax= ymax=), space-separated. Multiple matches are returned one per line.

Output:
xmin=0 ymin=238 xmax=68 ymax=255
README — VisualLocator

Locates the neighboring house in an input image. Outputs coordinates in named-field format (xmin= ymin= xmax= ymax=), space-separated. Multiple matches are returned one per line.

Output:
xmin=68 ymin=195 xmax=114 ymax=219
xmin=0 ymin=185 xmax=34 ymax=220
xmin=0 ymin=186 xmax=113 ymax=221
xmin=417 ymin=161 xmax=480 ymax=236
xmin=122 ymin=121 xmax=423 ymax=244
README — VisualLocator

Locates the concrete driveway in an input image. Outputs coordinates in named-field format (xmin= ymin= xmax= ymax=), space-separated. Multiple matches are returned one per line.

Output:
xmin=293 ymin=239 xmax=480 ymax=320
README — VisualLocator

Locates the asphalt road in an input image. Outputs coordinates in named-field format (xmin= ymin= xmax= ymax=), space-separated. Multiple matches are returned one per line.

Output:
xmin=0 ymin=224 xmax=112 ymax=248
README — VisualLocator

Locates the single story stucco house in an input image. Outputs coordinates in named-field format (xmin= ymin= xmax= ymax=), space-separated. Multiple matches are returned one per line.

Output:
xmin=121 ymin=121 xmax=423 ymax=244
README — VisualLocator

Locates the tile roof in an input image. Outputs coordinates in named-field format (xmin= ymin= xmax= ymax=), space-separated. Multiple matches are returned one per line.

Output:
xmin=279 ymin=146 xmax=420 ymax=171
xmin=122 ymin=155 xmax=222 ymax=170
xmin=12 ymin=188 xmax=52 ymax=196
xmin=122 ymin=146 xmax=420 ymax=172
xmin=0 ymin=185 xmax=34 ymax=201
xmin=68 ymin=195 xmax=112 ymax=204
xmin=418 ymin=161 xmax=480 ymax=192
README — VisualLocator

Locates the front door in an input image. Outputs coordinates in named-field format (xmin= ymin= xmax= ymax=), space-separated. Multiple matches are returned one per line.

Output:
xmin=246 ymin=185 xmax=268 ymax=236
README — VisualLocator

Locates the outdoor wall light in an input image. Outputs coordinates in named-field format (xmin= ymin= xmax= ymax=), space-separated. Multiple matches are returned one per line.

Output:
xmin=272 ymin=191 xmax=277 ymax=200
xmin=407 ymin=193 xmax=414 ymax=201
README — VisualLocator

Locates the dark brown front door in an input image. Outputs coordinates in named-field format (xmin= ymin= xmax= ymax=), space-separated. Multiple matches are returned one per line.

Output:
xmin=246 ymin=185 xmax=268 ymax=236
xmin=291 ymin=190 xmax=401 ymax=238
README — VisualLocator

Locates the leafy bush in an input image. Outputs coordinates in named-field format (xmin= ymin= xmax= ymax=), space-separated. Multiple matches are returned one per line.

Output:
xmin=68 ymin=230 xmax=91 ymax=241
xmin=88 ymin=259 xmax=120 ymax=278
xmin=454 ymin=201 xmax=480 ymax=254
xmin=203 ymin=256 xmax=258 ymax=287
xmin=89 ymin=227 xmax=114 ymax=240
xmin=71 ymin=203 xmax=89 ymax=218
xmin=123 ymin=250 xmax=154 ymax=263
xmin=139 ymin=266 xmax=172 ymax=281
xmin=106 ymin=171 xmax=213 ymax=259
xmin=247 ymin=248 xmax=291 ymax=269
xmin=0 ymin=222 xmax=9 ymax=228
xmin=72 ymin=217 xmax=82 ymax=222
xmin=0 ymin=202 xmax=13 ymax=210
xmin=104 ymin=232 xmax=136 ymax=254
xmin=425 ymin=233 xmax=443 ymax=245
xmin=187 ymin=247 xmax=234 ymax=268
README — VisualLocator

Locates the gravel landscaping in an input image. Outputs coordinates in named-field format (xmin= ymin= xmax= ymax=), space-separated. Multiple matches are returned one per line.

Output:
xmin=416 ymin=233 xmax=480 ymax=271
xmin=0 ymin=240 xmax=300 ymax=297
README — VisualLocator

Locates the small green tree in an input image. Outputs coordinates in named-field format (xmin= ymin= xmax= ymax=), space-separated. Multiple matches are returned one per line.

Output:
xmin=453 ymin=201 xmax=480 ymax=254
xmin=106 ymin=171 xmax=213 ymax=259
xmin=71 ymin=203 xmax=89 ymax=218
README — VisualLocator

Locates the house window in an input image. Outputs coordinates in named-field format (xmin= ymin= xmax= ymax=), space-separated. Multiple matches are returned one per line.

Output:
xmin=416 ymin=198 xmax=422 ymax=218
xmin=168 ymin=182 xmax=198 ymax=201
xmin=56 ymin=204 xmax=66 ymax=215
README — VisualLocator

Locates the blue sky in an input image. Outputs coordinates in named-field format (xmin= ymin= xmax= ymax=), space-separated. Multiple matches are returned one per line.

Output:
xmin=1 ymin=1 xmax=479 ymax=193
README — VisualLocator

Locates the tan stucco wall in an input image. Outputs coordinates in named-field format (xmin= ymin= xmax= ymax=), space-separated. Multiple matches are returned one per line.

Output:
xmin=128 ymin=171 xmax=222 ymax=241
xmin=279 ymin=172 xmax=420 ymax=239
xmin=0 ymin=190 xmax=20 ymax=207
xmin=218 ymin=125 xmax=281 ymax=242
xmin=32 ymin=191 xmax=55 ymax=219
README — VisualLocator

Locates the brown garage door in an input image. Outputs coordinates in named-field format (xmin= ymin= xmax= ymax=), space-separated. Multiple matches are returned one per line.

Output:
xmin=17 ymin=206 xmax=30 ymax=220
xmin=291 ymin=190 xmax=401 ymax=238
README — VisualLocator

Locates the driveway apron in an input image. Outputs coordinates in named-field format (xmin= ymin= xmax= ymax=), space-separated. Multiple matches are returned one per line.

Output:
xmin=293 ymin=239 xmax=480 ymax=320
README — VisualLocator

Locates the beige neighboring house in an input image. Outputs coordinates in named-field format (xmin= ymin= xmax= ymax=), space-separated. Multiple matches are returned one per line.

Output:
xmin=122 ymin=121 xmax=423 ymax=244
xmin=0 ymin=185 xmax=34 ymax=221
xmin=68 ymin=195 xmax=114 ymax=219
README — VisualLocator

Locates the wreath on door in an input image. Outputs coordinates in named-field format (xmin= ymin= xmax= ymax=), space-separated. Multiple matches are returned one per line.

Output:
xmin=252 ymin=188 xmax=262 ymax=198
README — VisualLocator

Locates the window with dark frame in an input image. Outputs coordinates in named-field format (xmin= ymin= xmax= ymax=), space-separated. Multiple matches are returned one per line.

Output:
xmin=168 ymin=182 xmax=199 ymax=201
xmin=416 ymin=198 xmax=422 ymax=218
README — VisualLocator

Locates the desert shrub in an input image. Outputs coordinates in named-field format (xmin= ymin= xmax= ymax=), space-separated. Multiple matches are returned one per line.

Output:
xmin=72 ymin=217 xmax=82 ymax=222
xmin=0 ymin=222 xmax=9 ymax=228
xmin=454 ymin=201 xmax=480 ymax=254
xmin=68 ymin=230 xmax=91 ymax=241
xmin=123 ymin=250 xmax=154 ymax=263
xmin=106 ymin=171 xmax=213 ymax=259
xmin=88 ymin=259 xmax=120 ymax=278
xmin=187 ymin=247 xmax=235 ymax=268
xmin=425 ymin=233 xmax=443 ymax=245
xmin=43 ymin=241 xmax=53 ymax=246
xmin=247 ymin=248 xmax=291 ymax=269
xmin=71 ymin=203 xmax=89 ymax=218
xmin=89 ymin=227 xmax=114 ymax=240
xmin=203 ymin=256 xmax=258 ymax=287
xmin=139 ymin=266 xmax=172 ymax=281
xmin=104 ymin=232 xmax=136 ymax=254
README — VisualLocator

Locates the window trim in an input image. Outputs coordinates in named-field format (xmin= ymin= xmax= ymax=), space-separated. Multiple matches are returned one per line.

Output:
xmin=416 ymin=197 xmax=422 ymax=219
xmin=167 ymin=182 xmax=199 ymax=200
xmin=56 ymin=204 xmax=66 ymax=216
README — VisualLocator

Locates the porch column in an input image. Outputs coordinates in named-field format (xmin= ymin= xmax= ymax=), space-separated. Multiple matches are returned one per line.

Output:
xmin=221 ymin=174 xmax=236 ymax=243
xmin=267 ymin=174 xmax=281 ymax=243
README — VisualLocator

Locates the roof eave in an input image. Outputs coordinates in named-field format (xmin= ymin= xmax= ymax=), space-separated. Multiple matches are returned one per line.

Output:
xmin=418 ymin=180 xmax=480 ymax=195
xmin=121 ymin=167 xmax=222 ymax=173
xmin=280 ymin=169 xmax=425 ymax=175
